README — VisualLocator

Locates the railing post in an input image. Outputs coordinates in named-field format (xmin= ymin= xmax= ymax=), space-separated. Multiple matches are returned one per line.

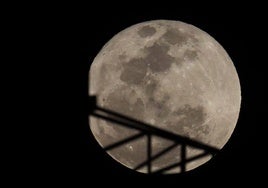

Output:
xmin=147 ymin=134 xmax=152 ymax=174
xmin=181 ymin=143 xmax=186 ymax=173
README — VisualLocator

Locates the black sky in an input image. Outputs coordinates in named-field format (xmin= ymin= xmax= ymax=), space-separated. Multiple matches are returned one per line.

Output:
xmin=47 ymin=5 xmax=265 ymax=186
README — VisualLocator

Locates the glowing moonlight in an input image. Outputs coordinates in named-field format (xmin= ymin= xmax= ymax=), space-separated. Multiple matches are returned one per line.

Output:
xmin=89 ymin=20 xmax=241 ymax=174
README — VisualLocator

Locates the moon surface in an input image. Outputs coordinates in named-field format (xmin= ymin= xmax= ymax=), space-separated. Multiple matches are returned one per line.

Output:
xmin=89 ymin=20 xmax=241 ymax=174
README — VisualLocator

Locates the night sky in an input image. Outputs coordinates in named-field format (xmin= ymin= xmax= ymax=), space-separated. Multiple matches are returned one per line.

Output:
xmin=45 ymin=5 xmax=265 ymax=186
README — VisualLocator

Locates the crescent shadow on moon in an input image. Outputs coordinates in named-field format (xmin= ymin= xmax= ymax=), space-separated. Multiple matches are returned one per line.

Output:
xmin=89 ymin=96 xmax=219 ymax=174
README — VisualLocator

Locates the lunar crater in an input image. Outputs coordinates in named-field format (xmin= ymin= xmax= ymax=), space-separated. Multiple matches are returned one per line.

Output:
xmin=138 ymin=25 xmax=157 ymax=38
xmin=120 ymin=42 xmax=176 ymax=85
xmin=162 ymin=28 xmax=192 ymax=45
xmin=120 ymin=58 xmax=148 ymax=85
xmin=144 ymin=43 xmax=174 ymax=72
xmin=183 ymin=49 xmax=199 ymax=61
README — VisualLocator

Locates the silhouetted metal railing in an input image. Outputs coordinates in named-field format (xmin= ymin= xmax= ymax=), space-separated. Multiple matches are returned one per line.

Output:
xmin=89 ymin=96 xmax=219 ymax=174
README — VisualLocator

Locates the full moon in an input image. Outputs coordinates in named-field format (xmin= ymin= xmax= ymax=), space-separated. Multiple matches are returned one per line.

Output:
xmin=89 ymin=20 xmax=241 ymax=174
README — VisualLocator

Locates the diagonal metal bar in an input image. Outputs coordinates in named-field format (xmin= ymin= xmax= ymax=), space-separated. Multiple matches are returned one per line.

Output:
xmin=91 ymin=112 xmax=140 ymax=131
xmin=134 ymin=143 xmax=179 ymax=170
xmin=104 ymin=132 xmax=145 ymax=151
xmin=153 ymin=151 xmax=211 ymax=174
xmin=89 ymin=97 xmax=221 ymax=174
xmin=95 ymin=106 xmax=146 ymax=125
xmin=91 ymin=106 xmax=220 ymax=154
